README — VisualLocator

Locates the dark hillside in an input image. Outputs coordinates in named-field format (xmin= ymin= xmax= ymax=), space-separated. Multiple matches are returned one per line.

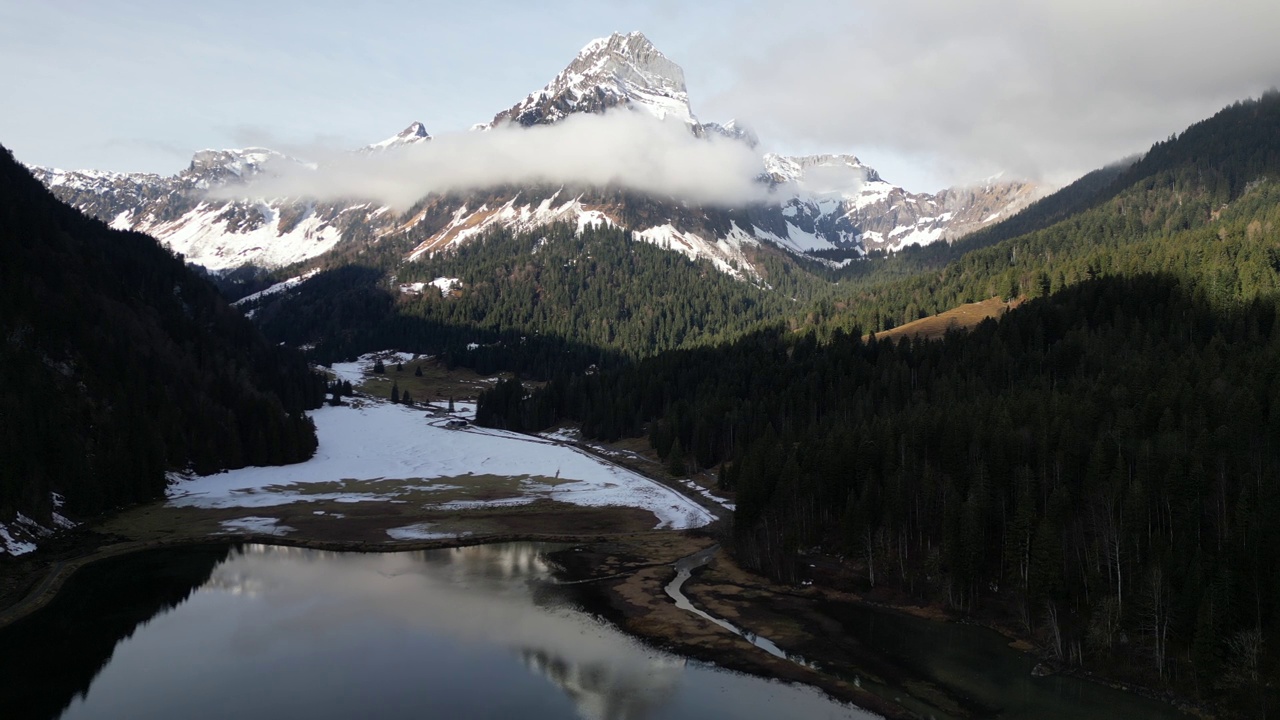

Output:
xmin=0 ymin=145 xmax=323 ymax=528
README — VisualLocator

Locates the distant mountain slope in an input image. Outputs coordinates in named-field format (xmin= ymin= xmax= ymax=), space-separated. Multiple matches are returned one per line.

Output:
xmin=952 ymin=90 xmax=1280 ymax=258
xmin=0 ymin=145 xmax=323 ymax=552
xmin=819 ymin=91 xmax=1280 ymax=334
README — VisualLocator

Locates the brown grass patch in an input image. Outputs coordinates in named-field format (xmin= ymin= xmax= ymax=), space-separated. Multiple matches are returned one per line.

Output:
xmin=872 ymin=296 xmax=1010 ymax=343
xmin=354 ymin=355 xmax=512 ymax=404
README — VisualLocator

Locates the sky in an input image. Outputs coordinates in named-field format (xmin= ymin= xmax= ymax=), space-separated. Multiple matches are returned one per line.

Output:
xmin=2 ymin=0 xmax=1278 ymax=193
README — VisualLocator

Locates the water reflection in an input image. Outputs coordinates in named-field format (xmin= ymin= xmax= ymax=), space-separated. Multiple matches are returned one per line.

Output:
xmin=0 ymin=545 xmax=232 ymax=720
xmin=1 ymin=543 xmax=872 ymax=720
xmin=520 ymin=647 xmax=687 ymax=720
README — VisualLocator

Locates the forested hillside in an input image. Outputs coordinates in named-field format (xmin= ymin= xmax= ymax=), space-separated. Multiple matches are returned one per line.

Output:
xmin=812 ymin=92 xmax=1280 ymax=334
xmin=255 ymin=223 xmax=833 ymax=373
xmin=480 ymin=95 xmax=1280 ymax=714
xmin=0 ymin=146 xmax=324 ymax=527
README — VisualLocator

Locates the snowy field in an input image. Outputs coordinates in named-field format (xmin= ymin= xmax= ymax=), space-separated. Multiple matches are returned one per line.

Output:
xmin=167 ymin=401 xmax=715 ymax=530
xmin=539 ymin=427 xmax=736 ymax=512
xmin=0 ymin=503 xmax=76 ymax=557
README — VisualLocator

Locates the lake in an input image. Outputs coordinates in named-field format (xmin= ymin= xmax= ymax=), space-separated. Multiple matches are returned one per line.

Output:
xmin=0 ymin=543 xmax=872 ymax=720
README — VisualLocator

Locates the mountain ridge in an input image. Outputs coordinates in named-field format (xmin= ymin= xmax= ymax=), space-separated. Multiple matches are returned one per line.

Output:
xmin=26 ymin=31 xmax=1038 ymax=275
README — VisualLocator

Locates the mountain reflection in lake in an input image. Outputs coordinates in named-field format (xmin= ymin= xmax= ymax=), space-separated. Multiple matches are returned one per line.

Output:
xmin=4 ymin=543 xmax=873 ymax=720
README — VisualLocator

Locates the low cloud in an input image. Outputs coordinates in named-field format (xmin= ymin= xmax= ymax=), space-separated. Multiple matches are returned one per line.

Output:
xmin=708 ymin=0 xmax=1280 ymax=188
xmin=211 ymin=112 xmax=768 ymax=209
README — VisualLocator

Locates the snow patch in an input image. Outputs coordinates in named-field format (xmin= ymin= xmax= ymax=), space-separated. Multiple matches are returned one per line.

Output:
xmin=328 ymin=351 xmax=417 ymax=386
xmin=166 ymin=402 xmax=714 ymax=530
xmin=218 ymin=516 xmax=296 ymax=536
xmin=232 ymin=269 xmax=320 ymax=306
xmin=0 ymin=524 xmax=37 ymax=556
xmin=386 ymin=522 xmax=473 ymax=541
xmin=144 ymin=202 xmax=343 ymax=272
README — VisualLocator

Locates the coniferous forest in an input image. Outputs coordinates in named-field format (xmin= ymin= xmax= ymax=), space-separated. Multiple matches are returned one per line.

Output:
xmin=474 ymin=94 xmax=1280 ymax=714
xmin=0 ymin=146 xmax=324 ymax=522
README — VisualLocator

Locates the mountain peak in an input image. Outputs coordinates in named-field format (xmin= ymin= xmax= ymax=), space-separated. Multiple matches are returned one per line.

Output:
xmin=486 ymin=31 xmax=693 ymax=129
xmin=186 ymin=147 xmax=289 ymax=181
xmin=764 ymin=153 xmax=883 ymax=187
xmin=364 ymin=121 xmax=432 ymax=152
xmin=701 ymin=119 xmax=759 ymax=148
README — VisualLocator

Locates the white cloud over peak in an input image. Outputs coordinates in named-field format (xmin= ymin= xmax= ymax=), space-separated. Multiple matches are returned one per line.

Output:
xmin=211 ymin=112 xmax=768 ymax=209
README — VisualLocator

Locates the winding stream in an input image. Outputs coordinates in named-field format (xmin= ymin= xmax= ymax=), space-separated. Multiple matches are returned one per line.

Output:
xmin=663 ymin=544 xmax=815 ymax=667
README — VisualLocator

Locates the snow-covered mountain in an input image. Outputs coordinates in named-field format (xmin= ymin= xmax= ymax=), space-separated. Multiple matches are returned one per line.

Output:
xmin=483 ymin=31 xmax=695 ymax=129
xmin=362 ymin=121 xmax=431 ymax=152
xmin=31 ymin=31 xmax=1039 ymax=275
xmin=767 ymin=154 xmax=1041 ymax=253
xmin=30 ymin=147 xmax=350 ymax=270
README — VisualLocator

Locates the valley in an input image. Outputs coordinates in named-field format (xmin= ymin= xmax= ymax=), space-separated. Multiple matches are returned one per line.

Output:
xmin=2 ymin=11 xmax=1279 ymax=720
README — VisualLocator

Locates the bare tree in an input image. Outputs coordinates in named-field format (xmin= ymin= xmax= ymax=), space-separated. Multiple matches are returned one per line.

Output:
xmin=1045 ymin=600 xmax=1065 ymax=660
xmin=1140 ymin=566 xmax=1172 ymax=681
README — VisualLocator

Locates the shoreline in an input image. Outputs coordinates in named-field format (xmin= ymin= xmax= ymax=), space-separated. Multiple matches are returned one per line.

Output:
xmin=0 ymin=393 xmax=1204 ymax=720
xmin=0 ymin=525 xmax=1206 ymax=720
xmin=0 ymin=527 xmax=649 ymax=631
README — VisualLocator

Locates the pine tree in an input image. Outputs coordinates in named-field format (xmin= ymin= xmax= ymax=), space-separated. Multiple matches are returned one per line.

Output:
xmin=373 ymin=359 xmax=386 ymax=374
xmin=401 ymin=389 xmax=412 ymax=405
xmin=391 ymin=382 xmax=400 ymax=403
xmin=414 ymin=365 xmax=423 ymax=377
xmin=666 ymin=438 xmax=686 ymax=477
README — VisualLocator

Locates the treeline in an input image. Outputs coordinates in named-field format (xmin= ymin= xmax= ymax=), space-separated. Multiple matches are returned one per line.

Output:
xmin=0 ymin=146 xmax=324 ymax=524
xmin=493 ymin=274 xmax=1278 ymax=712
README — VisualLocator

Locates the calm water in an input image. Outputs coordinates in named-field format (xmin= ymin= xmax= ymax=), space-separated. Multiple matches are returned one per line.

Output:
xmin=0 ymin=543 xmax=872 ymax=720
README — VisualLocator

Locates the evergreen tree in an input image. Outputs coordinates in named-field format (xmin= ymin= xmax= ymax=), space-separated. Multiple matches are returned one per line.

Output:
xmin=666 ymin=438 xmax=686 ymax=477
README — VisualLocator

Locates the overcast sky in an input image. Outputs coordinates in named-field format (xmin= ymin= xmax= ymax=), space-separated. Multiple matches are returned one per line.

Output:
xmin=2 ymin=0 xmax=1277 ymax=192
